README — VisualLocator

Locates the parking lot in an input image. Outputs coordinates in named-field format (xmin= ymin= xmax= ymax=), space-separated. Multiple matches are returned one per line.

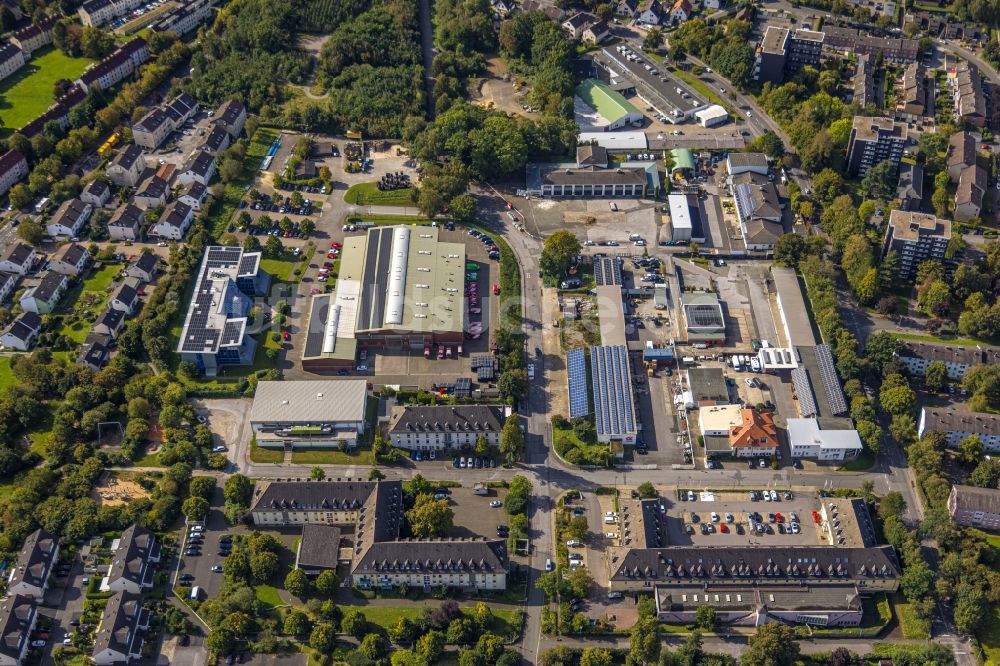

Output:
xmin=175 ymin=482 xmax=237 ymax=600
xmin=668 ymin=489 xmax=828 ymax=546
xmin=441 ymin=486 xmax=510 ymax=539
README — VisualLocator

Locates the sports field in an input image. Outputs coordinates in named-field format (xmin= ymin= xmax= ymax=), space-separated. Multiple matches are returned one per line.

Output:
xmin=0 ymin=47 xmax=92 ymax=134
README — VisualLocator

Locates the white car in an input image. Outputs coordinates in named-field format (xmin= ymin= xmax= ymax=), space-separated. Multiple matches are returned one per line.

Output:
xmin=745 ymin=378 xmax=754 ymax=387
xmin=212 ymin=445 xmax=227 ymax=453
xmin=527 ymin=363 xmax=535 ymax=380
xmin=490 ymin=500 xmax=501 ymax=507
xmin=583 ymin=240 xmax=595 ymax=246
xmin=567 ymin=539 xmax=582 ymax=547
xmin=711 ymin=511 xmax=719 ymax=522
xmin=719 ymin=87 xmax=726 ymax=93
xmin=746 ymin=111 xmax=752 ymax=118
xmin=157 ymin=242 xmax=168 ymax=247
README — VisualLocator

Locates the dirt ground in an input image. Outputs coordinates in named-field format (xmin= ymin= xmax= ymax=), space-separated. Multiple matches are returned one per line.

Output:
xmin=470 ymin=57 xmax=541 ymax=119
xmin=541 ymin=287 xmax=569 ymax=420
xmin=91 ymin=472 xmax=152 ymax=507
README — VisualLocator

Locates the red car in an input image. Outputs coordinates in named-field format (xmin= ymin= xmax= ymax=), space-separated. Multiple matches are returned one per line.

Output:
xmin=493 ymin=283 xmax=500 ymax=295
xmin=330 ymin=242 xmax=342 ymax=249
xmin=775 ymin=513 xmax=784 ymax=523
xmin=720 ymin=524 xmax=728 ymax=533
xmin=282 ymin=331 xmax=290 ymax=341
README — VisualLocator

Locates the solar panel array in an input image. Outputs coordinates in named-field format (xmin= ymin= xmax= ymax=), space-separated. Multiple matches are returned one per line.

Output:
xmin=590 ymin=344 xmax=636 ymax=438
xmin=594 ymin=257 xmax=623 ymax=286
xmin=567 ymin=348 xmax=590 ymax=418
xmin=455 ymin=377 xmax=472 ymax=397
xmin=238 ymin=253 xmax=258 ymax=276
xmin=471 ymin=354 xmax=497 ymax=381
xmin=685 ymin=304 xmax=724 ymax=328
xmin=791 ymin=367 xmax=817 ymax=417
xmin=180 ymin=246 xmax=245 ymax=354
xmin=815 ymin=344 xmax=848 ymax=415
xmin=357 ymin=227 xmax=393 ymax=331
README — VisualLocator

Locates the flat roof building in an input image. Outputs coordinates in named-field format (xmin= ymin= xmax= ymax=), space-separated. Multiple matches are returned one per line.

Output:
xmin=574 ymin=78 xmax=644 ymax=131
xmin=590 ymin=344 xmax=638 ymax=447
xmin=250 ymin=380 xmax=369 ymax=450
xmin=787 ymin=418 xmax=863 ymax=461
xmin=772 ymin=266 xmax=817 ymax=348
xmin=846 ymin=116 xmax=907 ymax=177
xmin=881 ymin=210 xmax=950 ymax=281
xmin=681 ymin=292 xmax=725 ymax=345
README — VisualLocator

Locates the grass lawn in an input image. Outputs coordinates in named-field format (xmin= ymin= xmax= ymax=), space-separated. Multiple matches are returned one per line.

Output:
xmin=255 ymin=585 xmax=284 ymax=608
xmin=259 ymin=256 xmax=299 ymax=282
xmin=250 ymin=436 xmax=284 ymax=463
xmin=839 ymin=449 xmax=875 ymax=471
xmin=344 ymin=182 xmax=416 ymax=206
xmin=346 ymin=213 xmax=433 ymax=226
xmin=58 ymin=262 xmax=123 ymax=344
xmin=893 ymin=594 xmax=930 ymax=639
xmin=362 ymin=606 xmax=520 ymax=638
xmin=0 ymin=357 xmax=15 ymax=392
xmin=977 ymin=603 xmax=1000 ymax=664
xmin=0 ymin=47 xmax=92 ymax=134
xmin=289 ymin=446 xmax=372 ymax=465
xmin=552 ymin=425 xmax=610 ymax=467
xmin=891 ymin=332 xmax=986 ymax=347
xmin=209 ymin=127 xmax=280 ymax=236
xmin=670 ymin=67 xmax=732 ymax=113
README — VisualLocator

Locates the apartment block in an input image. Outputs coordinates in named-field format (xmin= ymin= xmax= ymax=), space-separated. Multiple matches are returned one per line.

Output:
xmin=881 ymin=209 xmax=950 ymax=280
xmin=845 ymin=116 xmax=907 ymax=176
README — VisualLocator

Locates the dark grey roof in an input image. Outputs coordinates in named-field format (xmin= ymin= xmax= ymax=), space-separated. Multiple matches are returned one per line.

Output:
xmin=49 ymin=198 xmax=90 ymax=232
xmin=164 ymin=93 xmax=197 ymax=122
xmin=80 ymin=38 xmax=147 ymax=86
xmin=30 ymin=271 xmax=66 ymax=301
xmin=199 ymin=125 xmax=229 ymax=153
xmin=109 ymin=204 xmax=145 ymax=230
xmin=0 ymin=595 xmax=35 ymax=662
xmin=900 ymin=340 xmax=1000 ymax=366
xmin=3 ymin=242 xmax=33 ymax=267
xmin=7 ymin=529 xmax=57 ymax=593
xmin=542 ymin=165 xmax=646 ymax=186
xmin=136 ymin=176 xmax=167 ymax=199
xmin=921 ymin=407 xmax=1000 ymax=436
xmin=688 ymin=367 xmax=729 ymax=402
xmin=135 ymin=107 xmax=170 ymax=134
xmin=180 ymin=180 xmax=207 ymax=201
xmin=83 ymin=179 xmax=110 ymax=198
xmin=94 ymin=308 xmax=124 ymax=334
xmin=0 ymin=42 xmax=21 ymax=65
xmin=297 ymin=524 xmax=342 ymax=569
xmin=354 ymin=539 xmax=508 ymax=575
xmin=577 ymin=144 xmax=608 ymax=167
xmin=134 ymin=252 xmax=158 ymax=275
xmin=91 ymin=591 xmax=146 ymax=659
xmin=159 ymin=200 xmax=192 ymax=229
xmin=113 ymin=282 xmax=138 ymax=308
xmin=610 ymin=545 xmax=899 ymax=581
xmin=213 ymin=98 xmax=245 ymax=128
xmin=252 ymin=480 xmax=393 ymax=514
xmin=78 ymin=332 xmax=111 ymax=368
xmin=658 ymin=582 xmax=862 ymax=612
xmin=897 ymin=162 xmax=923 ymax=201
xmin=951 ymin=484 xmax=1000 ymax=514
xmin=182 ymin=151 xmax=215 ymax=178
xmin=55 ymin=243 xmax=88 ymax=268
xmin=107 ymin=525 xmax=159 ymax=588
xmin=3 ymin=311 xmax=41 ymax=343
xmin=388 ymin=405 xmax=504 ymax=435
xmin=112 ymin=144 xmax=144 ymax=172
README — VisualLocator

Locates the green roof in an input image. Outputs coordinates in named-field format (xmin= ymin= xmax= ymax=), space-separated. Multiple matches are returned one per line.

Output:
xmin=576 ymin=78 xmax=641 ymax=122
xmin=670 ymin=148 xmax=695 ymax=173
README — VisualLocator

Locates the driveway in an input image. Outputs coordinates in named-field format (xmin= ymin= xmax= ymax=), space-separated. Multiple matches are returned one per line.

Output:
xmin=193 ymin=398 xmax=252 ymax=472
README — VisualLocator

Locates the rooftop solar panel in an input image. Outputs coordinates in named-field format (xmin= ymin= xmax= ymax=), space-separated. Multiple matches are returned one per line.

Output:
xmin=790 ymin=367 xmax=817 ymax=418
xmin=590 ymin=344 xmax=636 ymax=439
xmin=177 ymin=246 xmax=260 ymax=356
xmin=815 ymin=344 xmax=848 ymax=415
xmin=686 ymin=304 xmax=724 ymax=327
xmin=567 ymin=348 xmax=591 ymax=418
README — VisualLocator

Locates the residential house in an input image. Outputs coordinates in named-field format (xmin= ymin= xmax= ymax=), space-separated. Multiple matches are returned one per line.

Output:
xmin=76 ymin=38 xmax=148 ymax=92
xmin=211 ymin=98 xmax=247 ymax=138
xmin=129 ymin=252 xmax=158 ymax=283
xmin=918 ymin=406 xmax=1000 ymax=451
xmin=107 ymin=204 xmax=145 ymax=241
xmin=107 ymin=144 xmax=145 ymax=188
xmin=729 ymin=171 xmax=783 ymax=250
xmin=948 ymin=485 xmax=1000 ymax=530
xmin=197 ymin=125 xmax=230 ymax=156
xmin=728 ymin=408 xmax=778 ymax=458
xmin=637 ymin=0 xmax=666 ymax=24
xmin=845 ymin=116 xmax=907 ymax=177
xmin=881 ymin=210 xmax=950 ymax=281
xmin=19 ymin=271 xmax=67 ymax=314
xmin=19 ymin=85 xmax=86 ymax=139
xmin=619 ymin=0 xmax=639 ymax=16
xmin=387 ymin=405 xmax=506 ymax=452
xmin=131 ymin=109 xmax=172 ymax=151
xmin=149 ymin=0 xmax=213 ymax=35
xmin=670 ymin=0 xmax=692 ymax=23
xmin=93 ymin=308 xmax=125 ymax=339
xmin=703 ymin=0 xmax=725 ymax=9
xmin=0 ymin=150 xmax=28 ymax=196
xmin=896 ymin=162 xmax=923 ymax=211
xmin=177 ymin=181 xmax=207 ymax=211
xmin=0 ymin=312 xmax=41 ymax=352
xmin=105 ymin=525 xmax=161 ymax=594
xmin=0 ymin=243 xmax=35 ymax=276
xmin=77 ymin=332 xmax=112 ymax=371
xmin=562 ymin=12 xmax=593 ymax=39
xmin=491 ymin=0 xmax=513 ymax=16
xmin=51 ymin=243 xmax=89 ymax=277
xmin=175 ymin=151 xmax=215 ymax=187
xmin=896 ymin=62 xmax=929 ymax=119
xmin=78 ymin=0 xmax=144 ymax=26
xmin=951 ymin=60 xmax=987 ymax=127
xmin=582 ymin=20 xmax=610 ymax=45
xmin=0 ymin=274 xmax=16 ymax=305
xmin=91 ymin=591 xmax=149 ymax=666
xmin=46 ymin=198 xmax=92 ymax=239
xmin=0 ymin=42 xmax=25 ymax=83
xmin=853 ymin=55 xmax=874 ymax=107
xmin=6 ymin=529 xmax=58 ymax=599
xmin=947 ymin=131 xmax=977 ymax=181
xmin=132 ymin=175 xmax=168 ymax=210
xmin=955 ymin=164 xmax=986 ymax=222
xmin=80 ymin=179 xmax=112 ymax=208
xmin=150 ymin=200 xmax=192 ymax=240
xmin=10 ymin=16 xmax=56 ymax=55
xmin=897 ymin=340 xmax=1000 ymax=380
xmin=0 ymin=596 xmax=36 ymax=666
xmin=109 ymin=282 xmax=139 ymax=315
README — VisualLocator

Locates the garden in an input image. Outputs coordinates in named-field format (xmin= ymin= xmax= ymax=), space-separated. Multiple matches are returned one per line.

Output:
xmin=0 ymin=47 xmax=92 ymax=133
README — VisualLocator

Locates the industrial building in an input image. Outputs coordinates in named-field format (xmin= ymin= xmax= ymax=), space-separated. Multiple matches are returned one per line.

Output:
xmin=574 ymin=78 xmax=644 ymax=131
xmin=590 ymin=344 xmax=638 ymax=447
xmin=527 ymin=145 xmax=658 ymax=198
xmin=667 ymin=193 xmax=705 ymax=242
xmin=176 ymin=246 xmax=271 ymax=377
xmin=771 ymin=266 xmax=818 ymax=348
xmin=730 ymin=172 xmax=783 ymax=251
xmin=250 ymin=380 xmax=369 ymax=450
xmin=301 ymin=226 xmax=466 ymax=372
xmin=681 ymin=292 xmax=725 ymax=346
xmin=786 ymin=418 xmax=863 ymax=461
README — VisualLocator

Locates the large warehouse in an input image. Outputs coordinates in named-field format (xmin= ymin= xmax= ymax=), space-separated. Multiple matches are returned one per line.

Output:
xmin=301 ymin=226 xmax=466 ymax=372
xmin=249 ymin=380 xmax=369 ymax=450
xmin=574 ymin=78 xmax=644 ymax=131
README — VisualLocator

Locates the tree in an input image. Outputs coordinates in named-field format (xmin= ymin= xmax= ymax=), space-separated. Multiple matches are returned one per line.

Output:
xmin=406 ymin=493 xmax=454 ymax=537
xmin=889 ymin=413 xmax=917 ymax=445
xmin=773 ymin=233 xmax=808 ymax=268
xmin=310 ymin=466 xmax=325 ymax=480
xmin=968 ymin=458 xmax=1000 ymax=488
xmin=627 ymin=616 xmax=661 ymax=665
xmin=742 ymin=623 xmax=800 ymax=666
xmin=284 ymin=567 xmax=311 ymax=598
xmin=959 ymin=434 xmax=984 ymax=465
xmin=315 ymin=570 xmax=339 ymax=597
xmin=505 ymin=475 xmax=532 ymax=515
xmin=309 ymin=622 xmax=337 ymax=652
xmin=283 ymin=610 xmax=311 ymax=636
xmin=182 ymin=496 xmax=209 ymax=521
xmin=540 ymin=230 xmax=581 ymax=282
xmin=447 ymin=617 xmax=476 ymax=644
xmin=643 ymin=27 xmax=663 ymax=51
xmin=450 ymin=193 xmax=477 ymax=223
xmin=342 ymin=609 xmax=368 ymax=639
xmin=264 ymin=234 xmax=283 ymax=258
xmin=224 ymin=474 xmax=252 ymax=506
xmin=8 ymin=183 xmax=31 ymax=210
xmin=390 ymin=616 xmax=418 ymax=644
xmin=566 ymin=567 xmax=593 ymax=598
xmin=880 ymin=385 xmax=916 ymax=416
xmin=827 ymin=647 xmax=856 ymax=666
xmin=860 ymin=159 xmax=897 ymax=199
xmin=694 ymin=605 xmax=716 ymax=631
xmin=18 ymin=220 xmax=44 ymax=245
xmin=924 ymin=360 xmax=948 ymax=393
xmin=360 ymin=633 xmax=386 ymax=661
xmin=206 ymin=628 xmax=235 ymax=658
xmin=580 ymin=648 xmax=613 ymax=666
xmin=954 ymin=586 xmax=988 ymax=635
xmin=248 ymin=550 xmax=279 ymax=583
xmin=417 ymin=630 xmax=446 ymax=662
xmin=500 ymin=414 xmax=524 ymax=464
xmin=498 ymin=369 xmax=528 ymax=404
xmin=392 ymin=650 xmax=428 ymax=666
xmin=637 ymin=481 xmax=657 ymax=498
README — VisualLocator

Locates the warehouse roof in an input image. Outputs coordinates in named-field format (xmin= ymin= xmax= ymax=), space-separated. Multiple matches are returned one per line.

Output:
xmin=250 ymin=380 xmax=368 ymax=424
xmin=772 ymin=266 xmax=817 ymax=348
xmin=590 ymin=344 xmax=637 ymax=439
xmin=576 ymin=78 xmax=640 ymax=122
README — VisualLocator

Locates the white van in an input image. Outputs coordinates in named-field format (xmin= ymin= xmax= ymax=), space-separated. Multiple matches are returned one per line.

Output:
xmin=190 ymin=586 xmax=201 ymax=600
xmin=545 ymin=559 xmax=553 ymax=571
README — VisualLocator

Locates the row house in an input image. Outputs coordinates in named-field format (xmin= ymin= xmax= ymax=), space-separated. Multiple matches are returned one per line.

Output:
xmin=76 ymin=38 xmax=149 ymax=92
xmin=10 ymin=16 xmax=56 ymax=55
